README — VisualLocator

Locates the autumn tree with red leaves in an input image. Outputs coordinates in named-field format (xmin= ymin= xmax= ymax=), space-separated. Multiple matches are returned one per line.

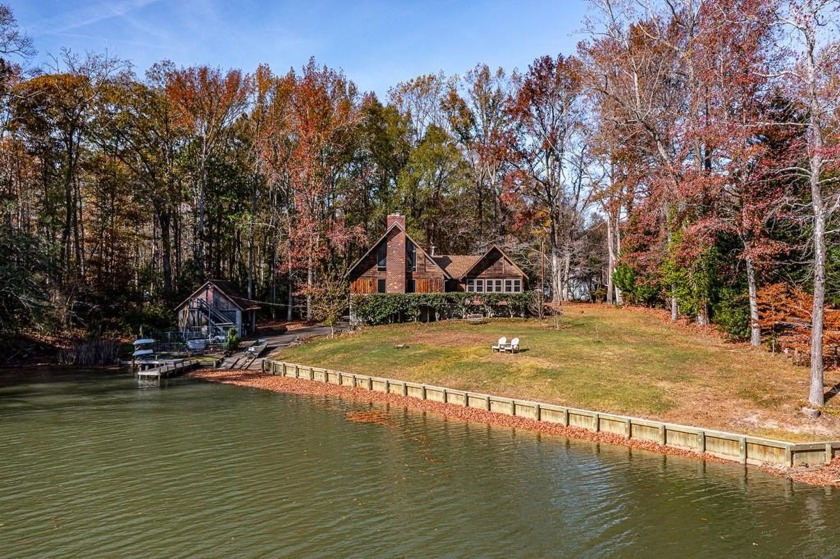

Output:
xmin=283 ymin=60 xmax=364 ymax=320
xmin=509 ymin=54 xmax=590 ymax=304
xmin=673 ymin=0 xmax=783 ymax=341
xmin=165 ymin=65 xmax=250 ymax=276
xmin=581 ymin=2 xmax=690 ymax=319
xmin=443 ymin=64 xmax=516 ymax=244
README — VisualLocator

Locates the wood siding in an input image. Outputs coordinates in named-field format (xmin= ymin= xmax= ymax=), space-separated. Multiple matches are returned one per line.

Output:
xmin=348 ymin=234 xmax=445 ymax=294
xmin=468 ymin=250 xmax=524 ymax=280
xmin=414 ymin=277 xmax=444 ymax=293
xmin=459 ymin=249 xmax=527 ymax=292
xmin=351 ymin=277 xmax=378 ymax=294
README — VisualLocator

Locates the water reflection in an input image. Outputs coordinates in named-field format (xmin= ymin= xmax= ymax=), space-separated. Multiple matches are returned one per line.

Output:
xmin=0 ymin=374 xmax=836 ymax=558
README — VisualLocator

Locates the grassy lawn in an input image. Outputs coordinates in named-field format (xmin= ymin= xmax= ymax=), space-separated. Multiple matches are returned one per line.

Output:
xmin=272 ymin=304 xmax=840 ymax=442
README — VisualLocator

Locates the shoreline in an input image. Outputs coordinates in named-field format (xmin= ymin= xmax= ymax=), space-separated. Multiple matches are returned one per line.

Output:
xmin=188 ymin=369 xmax=840 ymax=488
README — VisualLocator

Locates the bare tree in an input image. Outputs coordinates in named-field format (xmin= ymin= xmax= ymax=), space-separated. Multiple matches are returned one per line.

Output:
xmin=778 ymin=0 xmax=840 ymax=407
xmin=0 ymin=5 xmax=34 ymax=60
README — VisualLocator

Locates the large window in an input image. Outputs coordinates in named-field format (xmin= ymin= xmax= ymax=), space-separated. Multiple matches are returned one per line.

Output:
xmin=377 ymin=279 xmax=386 ymax=293
xmin=377 ymin=243 xmax=387 ymax=271
xmin=407 ymin=242 xmax=416 ymax=271
xmin=467 ymin=277 xmax=522 ymax=293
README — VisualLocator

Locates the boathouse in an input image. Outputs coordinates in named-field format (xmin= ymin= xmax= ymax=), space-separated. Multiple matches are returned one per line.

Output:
xmin=176 ymin=279 xmax=259 ymax=340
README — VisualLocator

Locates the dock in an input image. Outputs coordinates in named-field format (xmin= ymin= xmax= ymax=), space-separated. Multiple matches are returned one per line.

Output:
xmin=135 ymin=359 xmax=203 ymax=382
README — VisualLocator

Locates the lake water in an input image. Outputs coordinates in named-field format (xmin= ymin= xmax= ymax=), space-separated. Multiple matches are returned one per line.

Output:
xmin=1 ymin=371 xmax=838 ymax=558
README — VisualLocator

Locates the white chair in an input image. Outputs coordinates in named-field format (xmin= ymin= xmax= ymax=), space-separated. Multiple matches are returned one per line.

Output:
xmin=508 ymin=337 xmax=520 ymax=353
xmin=492 ymin=337 xmax=507 ymax=352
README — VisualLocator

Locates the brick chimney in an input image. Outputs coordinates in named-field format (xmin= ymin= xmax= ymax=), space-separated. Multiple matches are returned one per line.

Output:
xmin=386 ymin=213 xmax=406 ymax=292
xmin=387 ymin=212 xmax=406 ymax=230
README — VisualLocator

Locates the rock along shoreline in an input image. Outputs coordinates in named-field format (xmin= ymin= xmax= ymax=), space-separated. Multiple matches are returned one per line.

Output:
xmin=188 ymin=369 xmax=840 ymax=488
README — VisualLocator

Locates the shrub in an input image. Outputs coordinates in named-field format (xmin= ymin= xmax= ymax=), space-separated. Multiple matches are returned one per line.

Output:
xmin=225 ymin=328 xmax=240 ymax=351
xmin=612 ymin=264 xmax=661 ymax=306
xmin=350 ymin=291 xmax=538 ymax=325
xmin=713 ymin=288 xmax=751 ymax=341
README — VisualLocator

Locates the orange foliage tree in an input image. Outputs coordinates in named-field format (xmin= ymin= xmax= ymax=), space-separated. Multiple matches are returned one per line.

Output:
xmin=757 ymin=283 xmax=840 ymax=367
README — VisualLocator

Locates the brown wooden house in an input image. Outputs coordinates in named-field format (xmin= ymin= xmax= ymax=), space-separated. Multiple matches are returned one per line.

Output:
xmin=346 ymin=214 xmax=448 ymax=294
xmin=434 ymin=246 xmax=528 ymax=294
xmin=347 ymin=214 xmax=527 ymax=295
xmin=176 ymin=279 xmax=260 ymax=340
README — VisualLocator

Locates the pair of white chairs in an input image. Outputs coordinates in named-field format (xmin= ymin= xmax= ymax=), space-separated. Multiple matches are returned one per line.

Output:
xmin=491 ymin=336 xmax=520 ymax=353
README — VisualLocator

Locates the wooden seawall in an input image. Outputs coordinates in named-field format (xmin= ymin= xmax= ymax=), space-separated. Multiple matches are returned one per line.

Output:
xmin=263 ymin=359 xmax=840 ymax=469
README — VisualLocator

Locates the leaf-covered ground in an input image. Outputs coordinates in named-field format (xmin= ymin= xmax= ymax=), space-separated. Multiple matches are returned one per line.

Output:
xmin=273 ymin=304 xmax=840 ymax=442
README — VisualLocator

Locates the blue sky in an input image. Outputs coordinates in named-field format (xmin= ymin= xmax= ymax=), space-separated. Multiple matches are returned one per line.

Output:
xmin=14 ymin=0 xmax=589 ymax=99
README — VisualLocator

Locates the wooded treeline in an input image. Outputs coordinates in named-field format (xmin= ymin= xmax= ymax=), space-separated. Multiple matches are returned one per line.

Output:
xmin=1 ymin=1 xmax=839 ymax=403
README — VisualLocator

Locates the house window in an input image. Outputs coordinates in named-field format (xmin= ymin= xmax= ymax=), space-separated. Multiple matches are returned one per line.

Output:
xmin=407 ymin=242 xmax=416 ymax=271
xmin=505 ymin=279 xmax=512 ymax=292
xmin=512 ymin=279 xmax=521 ymax=293
xmin=466 ymin=279 xmax=475 ymax=292
xmin=495 ymin=279 xmax=503 ymax=292
xmin=377 ymin=243 xmax=387 ymax=271
xmin=377 ymin=279 xmax=386 ymax=293
xmin=475 ymin=279 xmax=484 ymax=293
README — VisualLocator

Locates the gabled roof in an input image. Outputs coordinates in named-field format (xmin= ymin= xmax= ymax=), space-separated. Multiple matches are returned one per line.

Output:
xmin=176 ymin=279 xmax=261 ymax=312
xmin=433 ymin=255 xmax=481 ymax=279
xmin=345 ymin=221 xmax=450 ymax=279
xmin=437 ymin=246 xmax=527 ymax=280
xmin=345 ymin=220 xmax=402 ymax=279
xmin=421 ymin=250 xmax=452 ymax=279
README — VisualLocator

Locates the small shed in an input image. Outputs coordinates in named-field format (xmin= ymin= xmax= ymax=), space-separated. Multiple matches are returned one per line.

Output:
xmin=176 ymin=279 xmax=260 ymax=340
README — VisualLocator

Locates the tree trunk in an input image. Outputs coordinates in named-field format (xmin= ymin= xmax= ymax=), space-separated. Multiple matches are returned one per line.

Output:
xmin=174 ymin=210 xmax=182 ymax=288
xmin=159 ymin=209 xmax=173 ymax=297
xmin=61 ymin=141 xmax=74 ymax=276
xmin=550 ymin=247 xmax=562 ymax=304
xmin=614 ymin=212 xmax=623 ymax=305
xmin=696 ymin=304 xmax=708 ymax=326
xmin=286 ymin=231 xmax=293 ymax=322
xmin=270 ymin=235 xmax=277 ymax=321
xmin=247 ymin=174 xmax=257 ymax=300
xmin=306 ymin=252 xmax=313 ymax=322
xmin=607 ymin=211 xmax=616 ymax=305
xmin=806 ymin=24 xmax=826 ymax=408
xmin=196 ymin=141 xmax=208 ymax=276
xmin=561 ymin=250 xmax=571 ymax=302
xmin=809 ymin=196 xmax=826 ymax=407
xmin=745 ymin=255 xmax=761 ymax=347
xmin=74 ymin=175 xmax=85 ymax=279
